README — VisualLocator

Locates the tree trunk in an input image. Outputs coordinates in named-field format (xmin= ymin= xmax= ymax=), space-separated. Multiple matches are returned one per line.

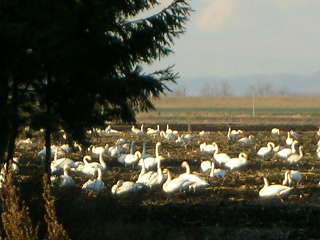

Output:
xmin=44 ymin=127 xmax=52 ymax=177
xmin=0 ymin=75 xmax=10 ymax=163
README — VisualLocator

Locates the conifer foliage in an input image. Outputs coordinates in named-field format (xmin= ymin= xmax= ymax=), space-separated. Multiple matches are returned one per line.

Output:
xmin=0 ymin=0 xmax=191 ymax=163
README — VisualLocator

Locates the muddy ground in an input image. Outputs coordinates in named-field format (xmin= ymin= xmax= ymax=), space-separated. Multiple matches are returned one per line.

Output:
xmin=10 ymin=125 xmax=320 ymax=240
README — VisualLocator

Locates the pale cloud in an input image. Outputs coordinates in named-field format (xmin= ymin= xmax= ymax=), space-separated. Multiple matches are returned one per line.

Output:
xmin=196 ymin=0 xmax=235 ymax=32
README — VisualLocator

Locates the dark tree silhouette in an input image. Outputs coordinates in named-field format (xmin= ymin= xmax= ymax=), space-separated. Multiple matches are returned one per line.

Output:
xmin=0 ymin=0 xmax=191 ymax=172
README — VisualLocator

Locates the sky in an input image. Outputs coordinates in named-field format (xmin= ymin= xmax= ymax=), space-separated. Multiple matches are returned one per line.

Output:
xmin=143 ymin=0 xmax=320 ymax=95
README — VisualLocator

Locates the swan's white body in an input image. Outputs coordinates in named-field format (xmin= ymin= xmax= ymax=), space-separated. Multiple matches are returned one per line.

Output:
xmin=81 ymin=154 xmax=107 ymax=176
xmin=131 ymin=124 xmax=144 ymax=135
xmin=238 ymin=135 xmax=254 ymax=145
xmin=178 ymin=161 xmax=209 ymax=192
xmin=90 ymin=144 xmax=108 ymax=155
xmin=209 ymin=162 xmax=226 ymax=178
xmin=105 ymin=125 xmax=121 ymax=135
xmin=257 ymin=142 xmax=275 ymax=159
xmin=138 ymin=142 xmax=161 ymax=171
xmin=259 ymin=176 xmax=293 ymax=198
xmin=111 ymin=180 xmax=145 ymax=197
xmin=160 ymin=131 xmax=176 ymax=141
xmin=200 ymin=142 xmax=215 ymax=154
xmin=162 ymin=169 xmax=193 ymax=193
xmin=317 ymin=147 xmax=320 ymax=159
xmin=199 ymin=130 xmax=210 ymax=137
xmin=118 ymin=151 xmax=142 ymax=167
xmin=108 ymin=145 xmax=125 ymax=157
xmin=224 ymin=153 xmax=248 ymax=170
xmin=286 ymin=132 xmax=294 ymax=146
xmin=212 ymin=143 xmax=231 ymax=164
xmin=82 ymin=168 xmax=105 ymax=192
xmin=147 ymin=125 xmax=160 ymax=136
xmin=50 ymin=151 xmax=77 ymax=175
xmin=271 ymin=128 xmax=280 ymax=136
xmin=136 ymin=157 xmax=166 ymax=189
xmin=277 ymin=141 xmax=298 ymax=159
xmin=200 ymin=160 xmax=212 ymax=172
xmin=166 ymin=124 xmax=179 ymax=136
xmin=287 ymin=146 xmax=303 ymax=163
xmin=59 ymin=166 xmax=75 ymax=187
xmin=282 ymin=170 xmax=302 ymax=186
xmin=227 ymin=127 xmax=243 ymax=141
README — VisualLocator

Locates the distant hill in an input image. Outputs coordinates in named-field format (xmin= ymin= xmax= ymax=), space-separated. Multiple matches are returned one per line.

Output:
xmin=169 ymin=72 xmax=320 ymax=96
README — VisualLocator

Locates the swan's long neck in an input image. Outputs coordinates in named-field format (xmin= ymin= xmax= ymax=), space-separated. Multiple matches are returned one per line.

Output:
xmin=63 ymin=167 xmax=69 ymax=177
xmin=54 ymin=148 xmax=58 ymax=161
xmin=227 ymin=128 xmax=231 ymax=138
xmin=96 ymin=168 xmax=102 ymax=180
xmin=142 ymin=142 xmax=146 ymax=156
xmin=214 ymin=144 xmax=219 ymax=154
xmin=282 ymin=171 xmax=289 ymax=185
xmin=299 ymin=147 xmax=303 ymax=156
xmin=209 ymin=162 xmax=215 ymax=177
xmin=99 ymin=153 xmax=106 ymax=169
xmin=263 ymin=177 xmax=269 ymax=187
xmin=157 ymin=125 xmax=160 ymax=131
xmin=166 ymin=170 xmax=172 ymax=183
xmin=140 ymin=124 xmax=144 ymax=131
xmin=183 ymin=162 xmax=191 ymax=174
xmin=155 ymin=144 xmax=160 ymax=158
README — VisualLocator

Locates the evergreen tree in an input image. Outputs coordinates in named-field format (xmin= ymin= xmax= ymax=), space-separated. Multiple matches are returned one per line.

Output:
xmin=0 ymin=0 xmax=191 ymax=171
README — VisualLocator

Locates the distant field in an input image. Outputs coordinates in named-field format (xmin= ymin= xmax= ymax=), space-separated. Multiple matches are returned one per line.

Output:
xmin=137 ymin=96 xmax=320 ymax=124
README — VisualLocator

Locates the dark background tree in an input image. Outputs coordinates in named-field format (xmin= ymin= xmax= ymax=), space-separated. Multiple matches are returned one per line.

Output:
xmin=0 ymin=0 xmax=191 ymax=172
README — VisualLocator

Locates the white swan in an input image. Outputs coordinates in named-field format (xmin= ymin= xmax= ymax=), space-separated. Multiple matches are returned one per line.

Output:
xmin=199 ymin=130 xmax=210 ymax=137
xmin=317 ymin=147 xmax=320 ymax=159
xmin=271 ymin=128 xmax=280 ymax=136
xmin=259 ymin=176 xmax=293 ymax=199
xmin=138 ymin=142 xmax=161 ymax=171
xmin=238 ymin=135 xmax=254 ymax=146
xmin=224 ymin=153 xmax=248 ymax=170
xmin=118 ymin=151 xmax=142 ymax=167
xmin=50 ymin=151 xmax=77 ymax=175
xmin=257 ymin=142 xmax=275 ymax=159
xmin=200 ymin=160 xmax=212 ymax=173
xmin=166 ymin=124 xmax=178 ymax=136
xmin=282 ymin=170 xmax=302 ymax=186
xmin=212 ymin=143 xmax=231 ymax=164
xmin=287 ymin=146 xmax=303 ymax=164
xmin=227 ymin=127 xmax=243 ymax=141
xmin=59 ymin=165 xmax=75 ymax=187
xmin=131 ymin=124 xmax=144 ymax=135
xmin=82 ymin=168 xmax=105 ymax=192
xmin=162 ymin=169 xmax=193 ymax=193
xmin=111 ymin=180 xmax=145 ymax=197
xmin=200 ymin=142 xmax=215 ymax=154
xmin=179 ymin=161 xmax=209 ymax=191
xmin=81 ymin=154 xmax=107 ymax=176
xmin=277 ymin=140 xmax=298 ymax=159
xmin=90 ymin=144 xmax=109 ymax=155
xmin=209 ymin=162 xmax=226 ymax=178
xmin=160 ymin=131 xmax=176 ymax=141
xmin=136 ymin=157 xmax=166 ymax=189
xmin=286 ymin=132 xmax=294 ymax=146
xmin=147 ymin=125 xmax=160 ymax=136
